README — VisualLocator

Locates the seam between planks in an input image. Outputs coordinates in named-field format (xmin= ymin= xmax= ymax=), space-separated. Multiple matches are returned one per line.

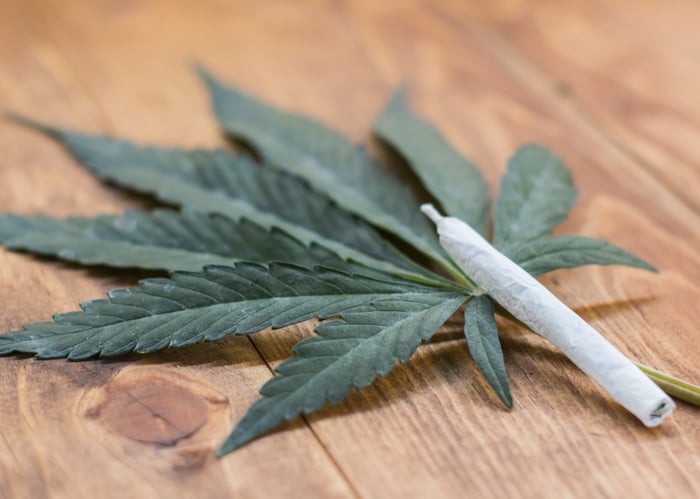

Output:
xmin=246 ymin=337 xmax=363 ymax=499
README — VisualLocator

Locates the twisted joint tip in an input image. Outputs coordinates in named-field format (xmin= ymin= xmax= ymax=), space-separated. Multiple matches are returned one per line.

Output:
xmin=420 ymin=203 xmax=443 ymax=224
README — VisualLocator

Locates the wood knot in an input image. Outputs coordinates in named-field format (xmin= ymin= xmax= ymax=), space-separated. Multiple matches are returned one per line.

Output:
xmin=87 ymin=366 xmax=229 ymax=447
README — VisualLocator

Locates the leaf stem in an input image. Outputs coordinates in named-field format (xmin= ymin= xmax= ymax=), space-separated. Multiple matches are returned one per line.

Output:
xmin=438 ymin=258 xmax=479 ymax=290
xmin=388 ymin=239 xmax=479 ymax=292
xmin=395 ymin=269 xmax=470 ymax=292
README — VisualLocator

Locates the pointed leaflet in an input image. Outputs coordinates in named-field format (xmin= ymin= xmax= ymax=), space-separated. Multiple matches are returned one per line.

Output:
xmin=219 ymin=293 xmax=466 ymax=454
xmin=374 ymin=87 xmax=491 ymax=236
xmin=506 ymin=236 xmax=657 ymax=277
xmin=463 ymin=295 xmax=512 ymax=408
xmin=0 ymin=263 xmax=462 ymax=360
xmin=5 ymin=116 xmax=420 ymax=279
xmin=197 ymin=68 xmax=457 ymax=273
xmin=492 ymin=145 xmax=577 ymax=251
xmin=0 ymin=209 xmax=374 ymax=272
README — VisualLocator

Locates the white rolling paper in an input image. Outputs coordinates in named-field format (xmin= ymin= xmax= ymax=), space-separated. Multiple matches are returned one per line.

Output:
xmin=421 ymin=204 xmax=674 ymax=427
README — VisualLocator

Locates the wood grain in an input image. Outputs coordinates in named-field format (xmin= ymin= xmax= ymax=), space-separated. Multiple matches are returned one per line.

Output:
xmin=1 ymin=0 xmax=698 ymax=498
xmin=441 ymin=0 xmax=700 ymax=216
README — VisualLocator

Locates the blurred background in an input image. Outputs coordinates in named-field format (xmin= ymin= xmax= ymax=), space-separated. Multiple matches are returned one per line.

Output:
xmin=4 ymin=0 xmax=700 ymax=205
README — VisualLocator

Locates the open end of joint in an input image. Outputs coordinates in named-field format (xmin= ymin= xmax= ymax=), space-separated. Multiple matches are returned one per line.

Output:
xmin=651 ymin=403 xmax=669 ymax=419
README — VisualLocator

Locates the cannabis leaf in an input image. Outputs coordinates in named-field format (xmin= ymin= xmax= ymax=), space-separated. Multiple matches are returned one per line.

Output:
xmin=494 ymin=145 xmax=657 ymax=275
xmin=463 ymin=296 xmax=512 ymax=408
xmin=0 ymin=263 xmax=454 ymax=360
xmin=2 ymin=72 xmax=690 ymax=459
xmin=197 ymin=68 xmax=462 ymax=277
xmin=458 ymin=144 xmax=655 ymax=406
xmin=506 ymin=236 xmax=657 ymax=276
xmin=374 ymin=87 xmax=491 ymax=236
xmin=492 ymin=144 xmax=577 ymax=251
xmin=0 ymin=209 xmax=379 ymax=272
xmin=220 ymin=293 xmax=466 ymax=453
xmin=374 ymin=119 xmax=655 ymax=409
xmin=6 ymin=115 xmax=426 ymax=281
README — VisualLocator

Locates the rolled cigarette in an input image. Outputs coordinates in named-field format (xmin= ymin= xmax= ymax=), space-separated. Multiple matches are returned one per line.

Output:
xmin=421 ymin=204 xmax=674 ymax=427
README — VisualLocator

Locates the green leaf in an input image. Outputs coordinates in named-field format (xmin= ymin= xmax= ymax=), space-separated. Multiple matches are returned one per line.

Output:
xmin=463 ymin=295 xmax=512 ymax=408
xmin=374 ymin=87 xmax=491 ymax=235
xmin=5 ymin=115 xmax=422 ymax=280
xmin=506 ymin=236 xmax=657 ymax=276
xmin=0 ymin=209 xmax=372 ymax=272
xmin=197 ymin=68 xmax=458 ymax=274
xmin=219 ymin=293 xmax=466 ymax=454
xmin=0 ymin=263 xmax=454 ymax=360
xmin=493 ymin=145 xmax=577 ymax=250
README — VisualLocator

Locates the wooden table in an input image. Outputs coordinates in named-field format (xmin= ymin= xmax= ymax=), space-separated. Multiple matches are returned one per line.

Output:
xmin=1 ymin=0 xmax=698 ymax=497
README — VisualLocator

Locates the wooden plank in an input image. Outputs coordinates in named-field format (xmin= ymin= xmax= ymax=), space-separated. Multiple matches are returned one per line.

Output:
xmin=1 ymin=0 xmax=698 ymax=497
xmin=440 ymin=0 xmax=700 ymax=215
xmin=0 ymin=1 xmax=354 ymax=498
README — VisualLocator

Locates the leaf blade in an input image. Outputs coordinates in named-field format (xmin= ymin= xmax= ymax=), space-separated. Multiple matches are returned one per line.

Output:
xmin=506 ymin=235 xmax=657 ymax=276
xmin=197 ymin=68 xmax=455 ymax=271
xmin=374 ymin=87 xmax=491 ymax=235
xmin=219 ymin=293 xmax=466 ymax=454
xmin=0 ymin=209 xmax=373 ymax=272
xmin=5 ymin=116 xmax=421 ymax=279
xmin=463 ymin=295 xmax=512 ymax=408
xmin=493 ymin=145 xmax=577 ymax=250
xmin=0 ymin=263 xmax=455 ymax=360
